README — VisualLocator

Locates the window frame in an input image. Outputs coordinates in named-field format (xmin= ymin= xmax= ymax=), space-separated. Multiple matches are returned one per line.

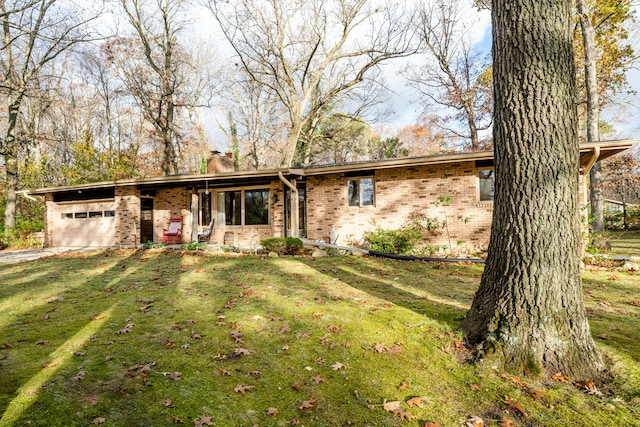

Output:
xmin=216 ymin=186 xmax=271 ymax=227
xmin=347 ymin=177 xmax=375 ymax=207
xmin=477 ymin=168 xmax=495 ymax=202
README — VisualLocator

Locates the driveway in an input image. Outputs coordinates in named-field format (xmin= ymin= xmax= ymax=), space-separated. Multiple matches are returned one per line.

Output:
xmin=0 ymin=247 xmax=104 ymax=264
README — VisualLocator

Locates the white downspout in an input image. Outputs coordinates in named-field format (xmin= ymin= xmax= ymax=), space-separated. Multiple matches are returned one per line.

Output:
xmin=279 ymin=171 xmax=299 ymax=238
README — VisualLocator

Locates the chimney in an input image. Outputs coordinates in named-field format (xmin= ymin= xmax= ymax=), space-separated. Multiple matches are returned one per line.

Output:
xmin=206 ymin=151 xmax=235 ymax=174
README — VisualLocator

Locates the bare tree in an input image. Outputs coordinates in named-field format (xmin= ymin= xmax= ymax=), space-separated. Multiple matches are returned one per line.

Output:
xmin=405 ymin=0 xmax=492 ymax=151
xmin=205 ymin=0 xmax=417 ymax=167
xmin=0 ymin=0 xmax=100 ymax=235
xmin=116 ymin=0 xmax=212 ymax=175
xmin=218 ymin=66 xmax=289 ymax=170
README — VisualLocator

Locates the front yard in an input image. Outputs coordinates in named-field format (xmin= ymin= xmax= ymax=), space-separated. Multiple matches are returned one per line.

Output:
xmin=0 ymin=250 xmax=638 ymax=426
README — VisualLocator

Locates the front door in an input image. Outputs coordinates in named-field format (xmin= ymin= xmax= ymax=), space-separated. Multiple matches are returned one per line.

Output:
xmin=140 ymin=198 xmax=154 ymax=243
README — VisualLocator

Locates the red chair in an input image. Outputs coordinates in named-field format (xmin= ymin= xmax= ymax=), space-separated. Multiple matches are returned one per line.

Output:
xmin=162 ymin=218 xmax=183 ymax=244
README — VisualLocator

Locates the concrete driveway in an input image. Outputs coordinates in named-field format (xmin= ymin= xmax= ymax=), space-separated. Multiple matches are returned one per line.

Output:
xmin=0 ymin=247 xmax=104 ymax=264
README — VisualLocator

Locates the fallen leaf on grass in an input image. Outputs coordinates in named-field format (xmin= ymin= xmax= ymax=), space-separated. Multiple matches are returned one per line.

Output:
xmin=184 ymin=319 xmax=197 ymax=325
xmin=425 ymin=423 xmax=442 ymax=427
xmin=325 ymin=325 xmax=342 ymax=334
xmin=266 ymin=407 xmax=279 ymax=416
xmin=161 ymin=398 xmax=172 ymax=407
xmin=398 ymin=381 xmax=410 ymax=390
xmin=218 ymin=368 xmax=232 ymax=377
xmin=139 ymin=303 xmax=153 ymax=312
xmin=502 ymin=396 xmax=527 ymax=417
xmin=331 ymin=362 xmax=345 ymax=370
xmin=552 ymin=372 xmax=571 ymax=383
xmin=170 ymin=415 xmax=184 ymax=424
xmin=498 ymin=416 xmax=514 ymax=427
xmin=466 ymin=415 xmax=484 ymax=427
xmin=394 ymin=408 xmax=415 ymax=420
xmin=525 ymin=388 xmax=546 ymax=400
xmin=279 ymin=325 xmax=291 ymax=334
xmin=382 ymin=400 xmax=402 ymax=412
xmin=169 ymin=372 xmax=181 ymax=381
xmin=574 ymin=380 xmax=601 ymax=395
xmin=310 ymin=375 xmax=326 ymax=384
xmin=298 ymin=397 xmax=317 ymax=410
xmin=92 ymin=417 xmax=106 ymax=424
xmin=165 ymin=341 xmax=176 ymax=349
xmin=71 ymin=371 xmax=87 ymax=381
xmin=387 ymin=345 xmax=404 ymax=355
xmin=234 ymin=347 xmax=252 ymax=356
xmin=407 ymin=396 xmax=429 ymax=408
xmin=193 ymin=416 xmax=214 ymax=427
xmin=291 ymin=382 xmax=302 ymax=391
xmin=234 ymin=385 xmax=255 ymax=394
xmin=469 ymin=383 xmax=481 ymax=391
xmin=374 ymin=343 xmax=388 ymax=353
xmin=0 ymin=343 xmax=13 ymax=349
xmin=35 ymin=339 xmax=48 ymax=345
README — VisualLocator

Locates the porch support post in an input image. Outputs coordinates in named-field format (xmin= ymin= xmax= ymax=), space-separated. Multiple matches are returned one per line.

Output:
xmin=191 ymin=192 xmax=199 ymax=242
xmin=279 ymin=172 xmax=299 ymax=238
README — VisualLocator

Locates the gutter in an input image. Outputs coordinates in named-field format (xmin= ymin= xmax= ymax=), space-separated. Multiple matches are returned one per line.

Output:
xmin=583 ymin=146 xmax=600 ymax=174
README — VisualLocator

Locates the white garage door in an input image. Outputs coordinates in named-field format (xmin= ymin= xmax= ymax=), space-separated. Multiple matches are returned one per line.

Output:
xmin=54 ymin=201 xmax=116 ymax=247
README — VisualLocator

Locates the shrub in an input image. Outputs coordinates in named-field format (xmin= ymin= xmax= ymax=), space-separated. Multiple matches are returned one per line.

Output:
xmin=261 ymin=237 xmax=303 ymax=255
xmin=363 ymin=225 xmax=422 ymax=255
xmin=182 ymin=242 xmax=206 ymax=251
xmin=142 ymin=241 xmax=165 ymax=250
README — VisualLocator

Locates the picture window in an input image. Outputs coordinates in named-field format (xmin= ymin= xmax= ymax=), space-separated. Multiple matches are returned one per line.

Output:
xmin=347 ymin=178 xmax=374 ymax=207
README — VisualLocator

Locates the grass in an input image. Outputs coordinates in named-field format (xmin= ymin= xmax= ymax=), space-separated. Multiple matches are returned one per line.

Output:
xmin=606 ymin=230 xmax=640 ymax=256
xmin=0 ymin=249 xmax=638 ymax=426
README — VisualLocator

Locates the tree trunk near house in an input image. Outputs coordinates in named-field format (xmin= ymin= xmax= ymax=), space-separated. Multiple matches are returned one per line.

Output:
xmin=460 ymin=0 xmax=604 ymax=379
xmin=577 ymin=0 xmax=604 ymax=232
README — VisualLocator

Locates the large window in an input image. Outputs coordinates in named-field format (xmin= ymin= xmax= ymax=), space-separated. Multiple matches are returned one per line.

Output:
xmin=217 ymin=188 xmax=270 ymax=226
xmin=478 ymin=169 xmax=495 ymax=201
xmin=347 ymin=178 xmax=374 ymax=207
xmin=245 ymin=189 xmax=270 ymax=225
xmin=218 ymin=191 xmax=242 ymax=226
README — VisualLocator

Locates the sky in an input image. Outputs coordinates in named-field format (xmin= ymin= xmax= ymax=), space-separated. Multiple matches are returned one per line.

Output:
xmin=187 ymin=1 xmax=639 ymax=149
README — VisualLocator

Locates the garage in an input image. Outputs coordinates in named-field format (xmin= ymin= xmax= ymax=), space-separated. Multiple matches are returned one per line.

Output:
xmin=53 ymin=200 xmax=116 ymax=247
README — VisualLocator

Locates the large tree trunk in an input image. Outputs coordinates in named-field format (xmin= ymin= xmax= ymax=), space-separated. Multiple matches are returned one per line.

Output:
xmin=460 ymin=0 xmax=604 ymax=379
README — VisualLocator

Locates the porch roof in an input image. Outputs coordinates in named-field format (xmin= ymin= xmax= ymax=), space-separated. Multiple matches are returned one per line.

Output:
xmin=22 ymin=139 xmax=638 ymax=197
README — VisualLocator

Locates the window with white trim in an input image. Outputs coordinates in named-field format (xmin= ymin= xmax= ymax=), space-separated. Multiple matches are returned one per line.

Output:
xmin=347 ymin=177 xmax=374 ymax=207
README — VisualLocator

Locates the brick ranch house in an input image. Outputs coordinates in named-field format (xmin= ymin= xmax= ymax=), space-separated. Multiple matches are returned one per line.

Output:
xmin=24 ymin=140 xmax=636 ymax=250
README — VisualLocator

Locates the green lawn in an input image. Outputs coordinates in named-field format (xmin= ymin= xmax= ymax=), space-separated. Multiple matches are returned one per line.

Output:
xmin=606 ymin=230 xmax=640 ymax=257
xmin=0 ymin=250 xmax=638 ymax=426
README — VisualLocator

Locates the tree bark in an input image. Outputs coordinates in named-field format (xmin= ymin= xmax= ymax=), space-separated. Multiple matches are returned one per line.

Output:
xmin=461 ymin=0 xmax=604 ymax=379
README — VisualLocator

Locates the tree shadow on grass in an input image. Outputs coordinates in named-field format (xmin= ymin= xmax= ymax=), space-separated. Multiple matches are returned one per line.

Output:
xmin=298 ymin=257 xmax=477 ymax=330
xmin=0 ymin=249 xmax=187 ymax=424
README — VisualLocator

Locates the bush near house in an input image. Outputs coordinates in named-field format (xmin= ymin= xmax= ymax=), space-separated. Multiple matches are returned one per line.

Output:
xmin=261 ymin=237 xmax=303 ymax=255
